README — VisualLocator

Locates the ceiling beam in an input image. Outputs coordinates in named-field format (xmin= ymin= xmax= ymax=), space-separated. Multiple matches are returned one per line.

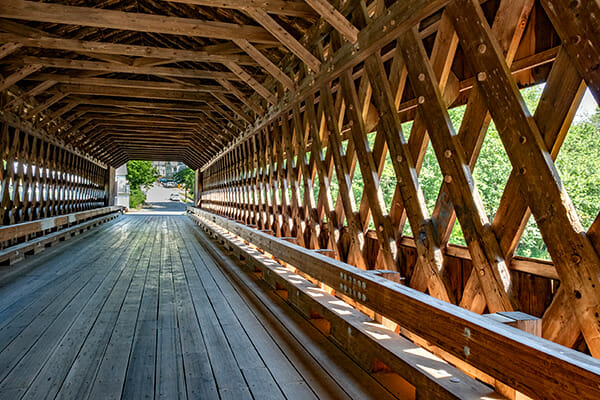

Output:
xmin=26 ymin=74 xmax=228 ymax=93
xmin=53 ymin=84 xmax=213 ymax=102
xmin=0 ymin=0 xmax=279 ymax=44
xmin=21 ymin=57 xmax=240 ymax=81
xmin=0 ymin=33 xmax=257 ymax=65
xmin=161 ymin=0 xmax=317 ymax=19
xmin=74 ymin=98 xmax=213 ymax=111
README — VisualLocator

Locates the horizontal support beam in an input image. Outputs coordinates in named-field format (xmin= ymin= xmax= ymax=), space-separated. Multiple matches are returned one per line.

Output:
xmin=0 ymin=0 xmax=279 ymax=44
xmin=22 ymin=57 xmax=241 ymax=80
xmin=0 ymin=33 xmax=256 ymax=65
xmin=0 ymin=206 xmax=123 ymax=243
xmin=26 ymin=75 xmax=229 ymax=93
xmin=162 ymin=0 xmax=317 ymax=18
xmin=189 ymin=207 xmax=600 ymax=400
xmin=53 ymin=84 xmax=213 ymax=102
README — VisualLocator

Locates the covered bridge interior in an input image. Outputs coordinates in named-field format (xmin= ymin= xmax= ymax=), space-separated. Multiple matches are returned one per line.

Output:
xmin=0 ymin=0 xmax=600 ymax=398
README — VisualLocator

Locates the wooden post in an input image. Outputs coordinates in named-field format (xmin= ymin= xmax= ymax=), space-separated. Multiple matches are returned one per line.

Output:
xmin=105 ymin=166 xmax=116 ymax=206
xmin=194 ymin=169 xmax=202 ymax=207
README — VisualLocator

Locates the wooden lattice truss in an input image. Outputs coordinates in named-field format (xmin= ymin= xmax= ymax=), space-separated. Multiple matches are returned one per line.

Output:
xmin=1 ymin=0 xmax=600 ymax=360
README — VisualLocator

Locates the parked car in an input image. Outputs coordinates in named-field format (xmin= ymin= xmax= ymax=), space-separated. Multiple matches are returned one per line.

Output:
xmin=169 ymin=193 xmax=180 ymax=201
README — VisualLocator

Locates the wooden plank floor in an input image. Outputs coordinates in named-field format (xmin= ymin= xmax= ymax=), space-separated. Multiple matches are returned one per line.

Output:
xmin=0 ymin=214 xmax=399 ymax=400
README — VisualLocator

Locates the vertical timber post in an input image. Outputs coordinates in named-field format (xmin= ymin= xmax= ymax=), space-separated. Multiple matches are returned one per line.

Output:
xmin=105 ymin=166 xmax=116 ymax=206
xmin=194 ymin=169 xmax=202 ymax=207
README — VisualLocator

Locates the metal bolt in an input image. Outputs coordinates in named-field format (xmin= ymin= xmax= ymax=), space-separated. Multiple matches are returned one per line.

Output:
xmin=464 ymin=346 xmax=470 ymax=356
xmin=479 ymin=269 xmax=485 ymax=276
xmin=444 ymin=175 xmax=453 ymax=183
xmin=396 ymin=155 xmax=403 ymax=163
xmin=418 ymin=73 xmax=425 ymax=81
xmin=519 ymin=136 xmax=527 ymax=144
xmin=477 ymin=72 xmax=487 ymax=82
xmin=464 ymin=327 xmax=471 ymax=338
xmin=418 ymin=96 xmax=425 ymax=104
xmin=444 ymin=149 xmax=452 ymax=158
xmin=520 ymin=167 xmax=527 ymax=175
xmin=477 ymin=44 xmax=487 ymax=54
xmin=572 ymin=254 xmax=582 ymax=264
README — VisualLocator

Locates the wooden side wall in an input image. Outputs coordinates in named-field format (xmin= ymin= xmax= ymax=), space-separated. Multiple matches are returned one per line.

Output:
xmin=200 ymin=0 xmax=600 ymax=358
xmin=0 ymin=115 xmax=110 ymax=225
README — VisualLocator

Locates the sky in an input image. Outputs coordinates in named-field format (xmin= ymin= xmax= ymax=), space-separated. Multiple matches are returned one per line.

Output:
xmin=575 ymin=88 xmax=598 ymax=121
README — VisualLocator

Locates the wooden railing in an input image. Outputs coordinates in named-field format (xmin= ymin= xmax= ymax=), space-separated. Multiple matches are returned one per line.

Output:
xmin=0 ymin=205 xmax=124 ymax=265
xmin=188 ymin=206 xmax=600 ymax=400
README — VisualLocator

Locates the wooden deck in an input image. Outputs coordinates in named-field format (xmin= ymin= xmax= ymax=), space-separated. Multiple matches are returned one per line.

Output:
xmin=0 ymin=214 xmax=398 ymax=400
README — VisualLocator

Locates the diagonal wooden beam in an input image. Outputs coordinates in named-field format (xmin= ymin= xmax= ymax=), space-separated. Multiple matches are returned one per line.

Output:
xmin=216 ymin=79 xmax=264 ymax=115
xmin=245 ymin=7 xmax=321 ymax=72
xmin=540 ymin=0 xmax=600 ymax=103
xmin=25 ymin=91 xmax=68 ymax=120
xmin=398 ymin=27 xmax=516 ymax=312
xmin=36 ymin=100 xmax=80 ymax=128
xmin=0 ymin=41 xmax=21 ymax=60
xmin=0 ymin=64 xmax=42 ymax=91
xmin=2 ymin=79 xmax=56 ymax=110
xmin=0 ymin=0 xmax=278 ymax=44
xmin=304 ymin=0 xmax=359 ymax=43
xmin=447 ymin=0 xmax=600 ymax=357
xmin=211 ymin=92 xmax=253 ymax=124
xmin=201 ymin=0 xmax=449 ymax=171
xmin=232 ymin=39 xmax=295 ymax=90
xmin=224 ymin=61 xmax=277 ymax=104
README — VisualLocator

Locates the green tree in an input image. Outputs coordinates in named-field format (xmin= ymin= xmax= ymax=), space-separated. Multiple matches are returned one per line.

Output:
xmin=126 ymin=160 xmax=158 ymax=208
xmin=346 ymin=84 xmax=600 ymax=261
xmin=174 ymin=167 xmax=195 ymax=202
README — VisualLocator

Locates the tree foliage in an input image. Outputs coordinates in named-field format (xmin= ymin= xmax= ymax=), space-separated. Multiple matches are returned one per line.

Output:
xmin=339 ymin=85 xmax=599 ymax=261
xmin=126 ymin=160 xmax=158 ymax=189
xmin=174 ymin=167 xmax=195 ymax=194
xmin=126 ymin=160 xmax=158 ymax=208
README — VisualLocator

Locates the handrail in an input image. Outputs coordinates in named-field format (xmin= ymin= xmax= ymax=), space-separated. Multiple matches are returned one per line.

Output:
xmin=0 ymin=206 xmax=124 ymax=244
xmin=188 ymin=206 xmax=600 ymax=400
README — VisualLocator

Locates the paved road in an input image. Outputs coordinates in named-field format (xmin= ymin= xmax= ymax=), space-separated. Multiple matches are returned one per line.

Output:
xmin=129 ymin=183 xmax=188 ymax=215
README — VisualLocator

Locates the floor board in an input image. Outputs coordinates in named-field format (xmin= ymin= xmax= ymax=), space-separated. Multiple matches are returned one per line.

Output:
xmin=0 ymin=214 xmax=399 ymax=399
